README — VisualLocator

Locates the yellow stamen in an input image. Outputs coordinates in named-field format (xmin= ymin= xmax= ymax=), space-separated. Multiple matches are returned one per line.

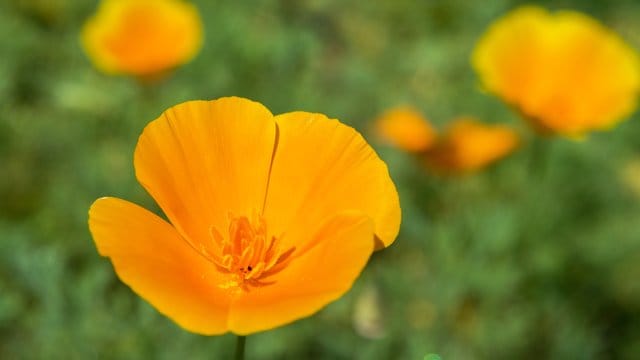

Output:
xmin=209 ymin=213 xmax=294 ymax=290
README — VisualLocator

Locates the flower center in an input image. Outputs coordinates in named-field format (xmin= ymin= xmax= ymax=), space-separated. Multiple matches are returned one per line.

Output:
xmin=209 ymin=213 xmax=294 ymax=290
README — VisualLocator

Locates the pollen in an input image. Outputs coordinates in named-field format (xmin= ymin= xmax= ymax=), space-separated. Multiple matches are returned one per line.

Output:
xmin=209 ymin=212 xmax=294 ymax=290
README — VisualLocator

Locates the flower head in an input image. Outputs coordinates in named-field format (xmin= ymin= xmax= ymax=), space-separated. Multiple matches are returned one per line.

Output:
xmin=374 ymin=106 xmax=437 ymax=153
xmin=372 ymin=106 xmax=518 ymax=174
xmin=81 ymin=0 xmax=203 ymax=77
xmin=88 ymin=97 xmax=400 ymax=335
xmin=472 ymin=6 xmax=640 ymax=136
xmin=425 ymin=117 xmax=519 ymax=174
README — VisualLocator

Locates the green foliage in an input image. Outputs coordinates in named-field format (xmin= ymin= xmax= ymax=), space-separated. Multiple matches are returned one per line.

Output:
xmin=1 ymin=0 xmax=640 ymax=358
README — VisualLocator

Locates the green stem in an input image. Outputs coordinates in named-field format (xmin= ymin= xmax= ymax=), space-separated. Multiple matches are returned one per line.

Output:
xmin=234 ymin=335 xmax=246 ymax=360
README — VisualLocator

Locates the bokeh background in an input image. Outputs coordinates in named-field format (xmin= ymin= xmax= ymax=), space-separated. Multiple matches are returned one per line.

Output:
xmin=2 ymin=0 xmax=640 ymax=358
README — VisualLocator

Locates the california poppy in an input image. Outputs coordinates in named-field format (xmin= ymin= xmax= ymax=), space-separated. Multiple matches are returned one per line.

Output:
xmin=373 ymin=107 xmax=518 ymax=174
xmin=81 ymin=0 xmax=203 ymax=77
xmin=472 ymin=6 xmax=640 ymax=136
xmin=424 ymin=117 xmax=519 ymax=174
xmin=88 ymin=97 xmax=401 ymax=335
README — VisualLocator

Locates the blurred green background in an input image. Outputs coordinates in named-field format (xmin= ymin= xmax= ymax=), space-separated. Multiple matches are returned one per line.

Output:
xmin=2 ymin=0 xmax=640 ymax=358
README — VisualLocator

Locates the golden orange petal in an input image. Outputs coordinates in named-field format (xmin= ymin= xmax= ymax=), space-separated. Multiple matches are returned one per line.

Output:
xmin=88 ymin=197 xmax=233 ymax=335
xmin=134 ymin=97 xmax=277 ymax=263
xmin=374 ymin=106 xmax=437 ymax=152
xmin=264 ymin=111 xmax=401 ymax=250
xmin=425 ymin=117 xmax=519 ymax=173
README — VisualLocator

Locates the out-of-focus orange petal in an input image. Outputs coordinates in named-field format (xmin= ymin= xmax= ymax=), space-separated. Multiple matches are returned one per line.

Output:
xmin=88 ymin=197 xmax=232 ymax=335
xmin=472 ymin=7 xmax=551 ymax=115
xmin=228 ymin=212 xmax=374 ymax=334
xmin=134 ymin=97 xmax=277 ymax=262
xmin=472 ymin=6 xmax=640 ymax=136
xmin=264 ymin=112 xmax=401 ymax=250
xmin=374 ymin=107 xmax=437 ymax=152
xmin=425 ymin=117 xmax=519 ymax=173
xmin=81 ymin=0 xmax=203 ymax=75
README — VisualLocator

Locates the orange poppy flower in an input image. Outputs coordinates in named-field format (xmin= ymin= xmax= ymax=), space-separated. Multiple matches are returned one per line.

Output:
xmin=472 ymin=6 xmax=640 ymax=136
xmin=81 ymin=0 xmax=203 ymax=77
xmin=88 ymin=97 xmax=400 ymax=335
xmin=425 ymin=117 xmax=519 ymax=173
xmin=374 ymin=107 xmax=437 ymax=153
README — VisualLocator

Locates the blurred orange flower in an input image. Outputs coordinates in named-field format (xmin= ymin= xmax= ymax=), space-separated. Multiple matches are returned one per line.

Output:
xmin=375 ymin=107 xmax=437 ymax=153
xmin=472 ymin=6 xmax=640 ymax=136
xmin=81 ymin=0 xmax=203 ymax=77
xmin=373 ymin=107 xmax=518 ymax=173
xmin=425 ymin=117 xmax=519 ymax=174
xmin=88 ymin=97 xmax=400 ymax=335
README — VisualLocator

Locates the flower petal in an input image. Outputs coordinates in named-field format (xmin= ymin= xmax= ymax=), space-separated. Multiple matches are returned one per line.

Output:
xmin=472 ymin=6 xmax=551 ymax=114
xmin=88 ymin=197 xmax=233 ymax=335
xmin=264 ymin=112 xmax=400 ymax=250
xmin=134 ymin=97 xmax=277 ymax=257
xmin=424 ymin=117 xmax=519 ymax=173
xmin=228 ymin=212 xmax=374 ymax=334
xmin=375 ymin=106 xmax=437 ymax=153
